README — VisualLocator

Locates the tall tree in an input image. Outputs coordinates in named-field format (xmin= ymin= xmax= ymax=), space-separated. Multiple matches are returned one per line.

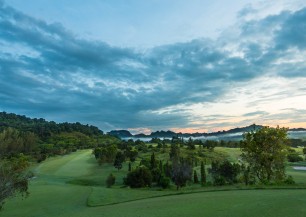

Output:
xmin=200 ymin=161 xmax=206 ymax=186
xmin=150 ymin=152 xmax=157 ymax=170
xmin=169 ymin=144 xmax=180 ymax=161
xmin=159 ymin=160 xmax=163 ymax=174
xmin=171 ymin=160 xmax=192 ymax=190
xmin=113 ymin=152 xmax=125 ymax=171
xmin=193 ymin=170 xmax=199 ymax=184
xmin=241 ymin=126 xmax=289 ymax=184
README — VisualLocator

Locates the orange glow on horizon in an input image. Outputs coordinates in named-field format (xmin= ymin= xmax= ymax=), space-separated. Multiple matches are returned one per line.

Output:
xmin=170 ymin=122 xmax=306 ymax=134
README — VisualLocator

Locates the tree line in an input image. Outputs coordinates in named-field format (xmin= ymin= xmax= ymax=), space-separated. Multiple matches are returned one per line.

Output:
xmin=96 ymin=126 xmax=296 ymax=190
xmin=0 ymin=111 xmax=120 ymax=210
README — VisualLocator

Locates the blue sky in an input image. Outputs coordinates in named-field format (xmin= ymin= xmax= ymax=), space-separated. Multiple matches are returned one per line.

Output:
xmin=1 ymin=0 xmax=306 ymax=134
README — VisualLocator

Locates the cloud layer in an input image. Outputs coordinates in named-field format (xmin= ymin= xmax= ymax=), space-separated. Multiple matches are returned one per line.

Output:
xmin=0 ymin=2 xmax=306 ymax=132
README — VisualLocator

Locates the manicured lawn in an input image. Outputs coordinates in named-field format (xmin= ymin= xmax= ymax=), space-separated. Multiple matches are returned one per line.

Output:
xmin=80 ymin=189 xmax=306 ymax=217
xmin=2 ymin=149 xmax=306 ymax=217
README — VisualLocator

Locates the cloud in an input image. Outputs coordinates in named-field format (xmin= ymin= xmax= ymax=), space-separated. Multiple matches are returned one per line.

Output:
xmin=243 ymin=111 xmax=269 ymax=117
xmin=0 ymin=2 xmax=306 ymax=131
xmin=275 ymin=8 xmax=306 ymax=50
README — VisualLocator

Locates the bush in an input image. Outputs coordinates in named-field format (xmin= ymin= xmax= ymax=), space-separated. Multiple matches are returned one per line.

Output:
xmin=287 ymin=153 xmax=303 ymax=162
xmin=124 ymin=166 xmax=152 ymax=188
xmin=151 ymin=168 xmax=162 ymax=182
xmin=284 ymin=175 xmax=295 ymax=185
xmin=213 ymin=177 xmax=226 ymax=186
xmin=209 ymin=160 xmax=241 ymax=185
xmin=106 ymin=173 xmax=116 ymax=188
xmin=158 ymin=175 xmax=171 ymax=189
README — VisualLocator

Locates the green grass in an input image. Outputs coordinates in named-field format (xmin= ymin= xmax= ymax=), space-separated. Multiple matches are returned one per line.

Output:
xmin=3 ymin=148 xmax=306 ymax=217
xmin=88 ymin=187 xmax=173 ymax=206
xmin=85 ymin=189 xmax=306 ymax=217
xmin=214 ymin=147 xmax=241 ymax=162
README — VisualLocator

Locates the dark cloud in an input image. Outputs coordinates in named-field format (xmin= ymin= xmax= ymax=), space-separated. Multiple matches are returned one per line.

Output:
xmin=243 ymin=111 xmax=269 ymax=117
xmin=275 ymin=8 xmax=306 ymax=50
xmin=0 ymin=2 xmax=306 ymax=131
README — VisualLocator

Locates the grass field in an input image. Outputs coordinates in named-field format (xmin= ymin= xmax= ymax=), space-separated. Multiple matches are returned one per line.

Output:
xmin=2 ymin=149 xmax=306 ymax=217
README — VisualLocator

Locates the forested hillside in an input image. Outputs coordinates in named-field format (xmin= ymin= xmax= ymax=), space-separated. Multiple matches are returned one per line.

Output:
xmin=0 ymin=111 xmax=120 ymax=161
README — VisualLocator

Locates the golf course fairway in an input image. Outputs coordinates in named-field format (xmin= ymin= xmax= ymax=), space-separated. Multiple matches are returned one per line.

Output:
xmin=2 ymin=150 xmax=306 ymax=217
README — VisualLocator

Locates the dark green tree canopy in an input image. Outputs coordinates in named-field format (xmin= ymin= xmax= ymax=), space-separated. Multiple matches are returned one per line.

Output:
xmin=114 ymin=152 xmax=125 ymax=170
xmin=124 ymin=166 xmax=152 ymax=188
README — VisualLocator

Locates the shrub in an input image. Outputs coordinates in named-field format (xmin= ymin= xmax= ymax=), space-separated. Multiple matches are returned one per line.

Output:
xmin=106 ymin=173 xmax=116 ymax=188
xmin=284 ymin=175 xmax=295 ymax=185
xmin=209 ymin=160 xmax=241 ymax=185
xmin=124 ymin=166 xmax=152 ymax=188
xmin=151 ymin=168 xmax=162 ymax=182
xmin=287 ymin=153 xmax=303 ymax=162
xmin=158 ymin=175 xmax=171 ymax=189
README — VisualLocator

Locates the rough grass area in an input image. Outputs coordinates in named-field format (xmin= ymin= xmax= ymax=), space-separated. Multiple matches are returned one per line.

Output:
xmin=214 ymin=147 xmax=241 ymax=162
xmin=2 ymin=148 xmax=306 ymax=217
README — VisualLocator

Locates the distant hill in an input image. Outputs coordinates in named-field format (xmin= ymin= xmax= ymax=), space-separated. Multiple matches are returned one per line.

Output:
xmin=0 ymin=111 xmax=103 ymax=140
xmin=108 ymin=130 xmax=133 ymax=138
xmin=289 ymin=128 xmax=306 ymax=132
xmin=131 ymin=124 xmax=264 ymax=138
xmin=109 ymin=124 xmax=306 ymax=139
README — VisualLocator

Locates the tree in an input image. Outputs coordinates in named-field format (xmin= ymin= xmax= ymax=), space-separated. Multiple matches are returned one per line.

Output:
xmin=163 ymin=161 xmax=172 ymax=178
xmin=128 ymin=162 xmax=132 ymax=171
xmin=209 ymin=160 xmax=241 ymax=185
xmin=159 ymin=160 xmax=163 ymax=173
xmin=151 ymin=168 xmax=162 ymax=183
xmin=106 ymin=173 xmax=116 ymax=188
xmin=200 ymin=161 xmax=206 ymax=186
xmin=241 ymin=126 xmax=289 ymax=184
xmin=114 ymin=152 xmax=125 ymax=171
xmin=158 ymin=175 xmax=170 ymax=189
xmin=203 ymin=140 xmax=217 ymax=151
xmin=287 ymin=149 xmax=303 ymax=162
xmin=0 ymin=127 xmax=24 ymax=157
xmin=124 ymin=166 xmax=152 ymax=188
xmin=169 ymin=144 xmax=180 ymax=160
xmin=94 ymin=144 xmax=118 ymax=165
xmin=171 ymin=160 xmax=192 ymax=190
xmin=193 ymin=170 xmax=199 ymax=183
xmin=187 ymin=138 xmax=195 ymax=150
xmin=127 ymin=149 xmax=138 ymax=163
xmin=150 ymin=152 xmax=157 ymax=170
xmin=241 ymin=164 xmax=254 ymax=186
xmin=0 ymin=155 xmax=30 ymax=210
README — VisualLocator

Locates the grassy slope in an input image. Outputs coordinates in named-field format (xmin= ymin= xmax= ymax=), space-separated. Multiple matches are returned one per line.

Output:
xmin=2 ymin=148 xmax=306 ymax=217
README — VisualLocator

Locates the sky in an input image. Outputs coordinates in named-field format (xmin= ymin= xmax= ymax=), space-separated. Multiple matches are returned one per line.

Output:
xmin=0 ymin=0 xmax=306 ymax=134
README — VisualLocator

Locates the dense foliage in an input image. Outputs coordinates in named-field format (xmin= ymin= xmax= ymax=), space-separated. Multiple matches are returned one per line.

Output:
xmin=124 ymin=166 xmax=152 ymax=188
xmin=209 ymin=160 xmax=241 ymax=185
xmin=0 ymin=112 xmax=103 ymax=139
xmin=0 ymin=155 xmax=31 ymax=210
xmin=0 ymin=112 xmax=121 ymax=162
xmin=241 ymin=126 xmax=289 ymax=184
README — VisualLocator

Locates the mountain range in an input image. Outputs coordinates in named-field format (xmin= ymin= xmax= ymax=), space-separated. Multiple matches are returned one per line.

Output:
xmin=108 ymin=125 xmax=306 ymax=138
